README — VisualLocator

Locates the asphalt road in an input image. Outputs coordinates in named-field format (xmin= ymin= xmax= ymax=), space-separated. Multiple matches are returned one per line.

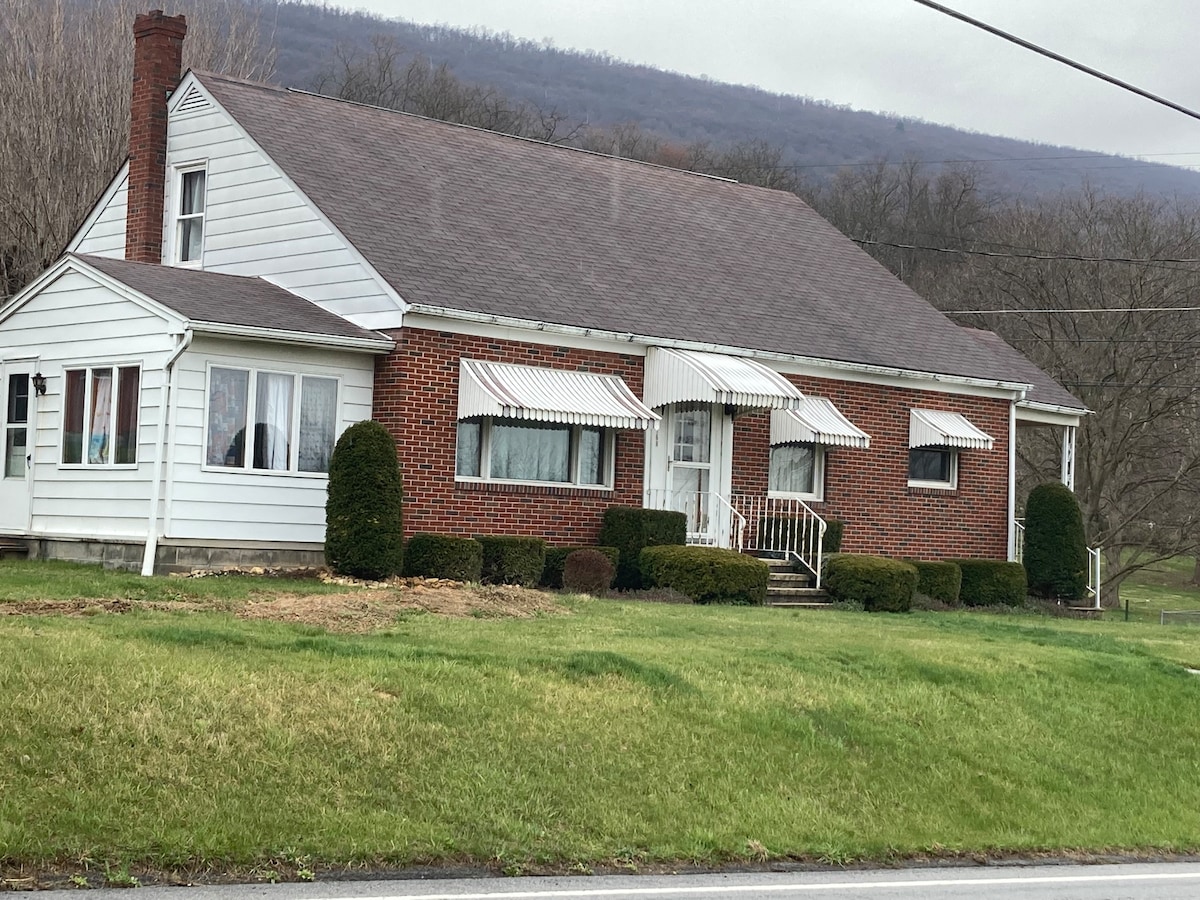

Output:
xmin=31 ymin=862 xmax=1200 ymax=900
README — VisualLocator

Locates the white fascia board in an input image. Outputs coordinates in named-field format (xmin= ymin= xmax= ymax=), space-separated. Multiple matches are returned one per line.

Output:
xmin=65 ymin=161 xmax=130 ymax=253
xmin=186 ymin=74 xmax=409 ymax=315
xmin=1015 ymin=401 xmax=1089 ymax=426
xmin=404 ymin=303 xmax=1031 ymax=401
xmin=189 ymin=321 xmax=394 ymax=353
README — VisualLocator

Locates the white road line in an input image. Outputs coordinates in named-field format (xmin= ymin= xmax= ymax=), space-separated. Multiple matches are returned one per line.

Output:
xmin=309 ymin=869 xmax=1200 ymax=900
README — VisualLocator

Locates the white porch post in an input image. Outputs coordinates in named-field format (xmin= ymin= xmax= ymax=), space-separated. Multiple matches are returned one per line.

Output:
xmin=1060 ymin=424 xmax=1076 ymax=491
xmin=1007 ymin=402 xmax=1017 ymax=561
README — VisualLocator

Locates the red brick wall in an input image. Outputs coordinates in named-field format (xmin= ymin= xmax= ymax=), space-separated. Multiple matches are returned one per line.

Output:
xmin=732 ymin=375 xmax=1010 ymax=560
xmin=374 ymin=328 xmax=646 ymax=544
xmin=126 ymin=11 xmax=187 ymax=264
xmin=375 ymin=328 xmax=1011 ymax=558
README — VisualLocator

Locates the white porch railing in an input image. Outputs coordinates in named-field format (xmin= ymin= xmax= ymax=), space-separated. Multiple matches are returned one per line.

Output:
xmin=1013 ymin=517 xmax=1101 ymax=609
xmin=732 ymin=494 xmax=827 ymax=588
xmin=644 ymin=488 xmax=746 ymax=552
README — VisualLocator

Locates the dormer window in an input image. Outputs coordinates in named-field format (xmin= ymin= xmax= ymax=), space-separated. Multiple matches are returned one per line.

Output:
xmin=176 ymin=167 xmax=207 ymax=263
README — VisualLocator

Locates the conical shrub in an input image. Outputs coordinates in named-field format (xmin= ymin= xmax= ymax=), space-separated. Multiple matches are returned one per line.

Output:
xmin=325 ymin=420 xmax=403 ymax=580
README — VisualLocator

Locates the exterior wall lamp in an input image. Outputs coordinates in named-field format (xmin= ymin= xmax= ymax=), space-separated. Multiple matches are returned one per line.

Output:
xmin=32 ymin=372 xmax=47 ymax=396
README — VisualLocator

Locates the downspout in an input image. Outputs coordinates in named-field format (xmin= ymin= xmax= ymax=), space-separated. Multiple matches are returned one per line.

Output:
xmin=1006 ymin=393 xmax=1022 ymax=562
xmin=141 ymin=330 xmax=192 ymax=576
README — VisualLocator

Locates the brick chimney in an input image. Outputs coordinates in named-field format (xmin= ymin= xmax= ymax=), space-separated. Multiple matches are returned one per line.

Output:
xmin=126 ymin=10 xmax=187 ymax=263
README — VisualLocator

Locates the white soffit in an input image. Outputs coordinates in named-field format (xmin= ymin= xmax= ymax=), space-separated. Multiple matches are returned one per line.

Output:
xmin=910 ymin=409 xmax=995 ymax=450
xmin=458 ymin=358 xmax=660 ymax=429
xmin=644 ymin=347 xmax=803 ymax=410
xmin=771 ymin=398 xmax=871 ymax=449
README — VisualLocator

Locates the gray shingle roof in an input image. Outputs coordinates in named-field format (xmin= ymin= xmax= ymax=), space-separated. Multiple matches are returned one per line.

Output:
xmin=961 ymin=327 xmax=1087 ymax=412
xmin=196 ymin=72 xmax=1066 ymax=389
xmin=76 ymin=254 xmax=386 ymax=344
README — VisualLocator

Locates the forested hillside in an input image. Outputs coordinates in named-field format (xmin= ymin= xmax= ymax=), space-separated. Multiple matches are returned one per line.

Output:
xmin=269 ymin=1 xmax=1200 ymax=200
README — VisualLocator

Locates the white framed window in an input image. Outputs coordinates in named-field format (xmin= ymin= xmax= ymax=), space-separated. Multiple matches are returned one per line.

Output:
xmin=204 ymin=365 xmax=339 ymax=475
xmin=908 ymin=447 xmax=958 ymax=489
xmin=768 ymin=442 xmax=824 ymax=500
xmin=61 ymin=365 xmax=141 ymax=466
xmin=456 ymin=418 xmax=613 ymax=488
xmin=175 ymin=166 xmax=207 ymax=264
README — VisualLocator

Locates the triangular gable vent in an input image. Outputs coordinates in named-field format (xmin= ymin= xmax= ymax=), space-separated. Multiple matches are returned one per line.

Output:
xmin=174 ymin=82 xmax=212 ymax=115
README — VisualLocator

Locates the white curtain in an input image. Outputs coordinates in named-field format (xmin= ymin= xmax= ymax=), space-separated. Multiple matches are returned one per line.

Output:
xmin=298 ymin=377 xmax=337 ymax=473
xmin=254 ymin=373 xmax=293 ymax=470
xmin=88 ymin=369 xmax=113 ymax=465
xmin=491 ymin=421 xmax=569 ymax=482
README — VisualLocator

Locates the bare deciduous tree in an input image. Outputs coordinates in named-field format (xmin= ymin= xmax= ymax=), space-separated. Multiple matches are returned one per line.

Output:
xmin=0 ymin=0 xmax=276 ymax=301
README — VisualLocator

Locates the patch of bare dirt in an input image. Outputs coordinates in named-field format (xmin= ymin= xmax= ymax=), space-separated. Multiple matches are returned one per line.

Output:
xmin=0 ymin=580 xmax=565 ymax=633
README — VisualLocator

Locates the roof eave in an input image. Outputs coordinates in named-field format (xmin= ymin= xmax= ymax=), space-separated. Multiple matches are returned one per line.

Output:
xmin=189 ymin=320 xmax=394 ymax=352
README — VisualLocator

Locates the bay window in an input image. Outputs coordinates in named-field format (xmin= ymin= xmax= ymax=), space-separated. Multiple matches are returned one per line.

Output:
xmin=61 ymin=365 xmax=141 ymax=466
xmin=206 ymin=366 xmax=338 ymax=474
xmin=456 ymin=418 xmax=611 ymax=487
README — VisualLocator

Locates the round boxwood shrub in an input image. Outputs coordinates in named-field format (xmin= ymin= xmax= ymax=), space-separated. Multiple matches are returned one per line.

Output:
xmin=1023 ymin=482 xmax=1087 ymax=601
xmin=475 ymin=535 xmax=546 ymax=587
xmin=404 ymin=533 xmax=482 ymax=582
xmin=824 ymin=554 xmax=917 ymax=613
xmin=324 ymin=420 xmax=403 ymax=580
xmin=563 ymin=548 xmax=617 ymax=596
xmin=640 ymin=545 xmax=768 ymax=605
xmin=948 ymin=559 xmax=1027 ymax=607
xmin=541 ymin=546 xmax=620 ymax=588
xmin=906 ymin=560 xmax=962 ymax=605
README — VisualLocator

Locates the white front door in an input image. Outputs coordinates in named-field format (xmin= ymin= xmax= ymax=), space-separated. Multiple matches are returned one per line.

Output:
xmin=0 ymin=365 xmax=32 ymax=532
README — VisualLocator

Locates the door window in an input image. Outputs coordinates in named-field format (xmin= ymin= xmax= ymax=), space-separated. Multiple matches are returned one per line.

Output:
xmin=4 ymin=374 xmax=29 ymax=479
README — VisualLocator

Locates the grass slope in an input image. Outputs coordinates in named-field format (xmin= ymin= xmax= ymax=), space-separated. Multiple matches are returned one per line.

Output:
xmin=3 ymin=573 xmax=1200 ymax=874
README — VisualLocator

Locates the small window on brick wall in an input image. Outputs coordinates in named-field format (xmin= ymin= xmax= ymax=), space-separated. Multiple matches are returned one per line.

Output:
xmin=908 ymin=447 xmax=957 ymax=489
xmin=456 ymin=418 xmax=612 ymax=487
xmin=768 ymin=442 xmax=824 ymax=500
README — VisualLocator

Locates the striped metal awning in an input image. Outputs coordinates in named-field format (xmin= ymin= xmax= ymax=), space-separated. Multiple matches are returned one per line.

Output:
xmin=643 ymin=347 xmax=803 ymax=410
xmin=771 ymin=398 xmax=871 ymax=449
xmin=909 ymin=409 xmax=994 ymax=450
xmin=458 ymin=358 xmax=660 ymax=429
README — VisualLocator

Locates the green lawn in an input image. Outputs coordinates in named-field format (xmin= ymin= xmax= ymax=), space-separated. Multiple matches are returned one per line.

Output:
xmin=3 ymin=560 xmax=1200 ymax=877
xmin=1108 ymin=555 xmax=1200 ymax=624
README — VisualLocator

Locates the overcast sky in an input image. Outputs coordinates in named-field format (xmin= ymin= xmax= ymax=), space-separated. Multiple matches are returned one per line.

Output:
xmin=325 ymin=0 xmax=1200 ymax=169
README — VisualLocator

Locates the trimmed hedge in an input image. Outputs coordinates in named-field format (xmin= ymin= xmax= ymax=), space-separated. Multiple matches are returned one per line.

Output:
xmin=476 ymin=535 xmax=546 ymax=587
xmin=824 ymin=554 xmax=917 ymax=613
xmin=906 ymin=560 xmax=962 ymax=605
xmin=541 ymin=546 xmax=620 ymax=588
xmin=403 ymin=534 xmax=483 ymax=582
xmin=948 ymin=558 xmax=1027 ymax=607
xmin=599 ymin=507 xmax=687 ymax=589
xmin=1024 ymin=482 xmax=1087 ymax=601
xmin=640 ymin=545 xmax=768 ymax=605
xmin=758 ymin=517 xmax=845 ymax=555
xmin=563 ymin=549 xmax=617 ymax=596
xmin=324 ymin=420 xmax=403 ymax=580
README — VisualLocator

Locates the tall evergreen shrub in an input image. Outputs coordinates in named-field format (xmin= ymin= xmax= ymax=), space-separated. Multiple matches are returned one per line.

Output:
xmin=324 ymin=420 xmax=403 ymax=580
xmin=1023 ymin=481 xmax=1087 ymax=601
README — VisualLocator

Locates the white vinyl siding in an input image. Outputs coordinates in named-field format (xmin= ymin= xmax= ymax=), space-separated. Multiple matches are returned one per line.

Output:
xmin=73 ymin=171 xmax=129 ymax=258
xmin=5 ymin=270 xmax=174 ymax=539
xmin=166 ymin=336 xmax=374 ymax=543
xmin=163 ymin=89 xmax=401 ymax=325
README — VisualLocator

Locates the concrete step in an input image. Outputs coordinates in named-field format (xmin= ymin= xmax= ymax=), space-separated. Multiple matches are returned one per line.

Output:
xmin=767 ymin=584 xmax=827 ymax=598
xmin=768 ymin=571 xmax=813 ymax=586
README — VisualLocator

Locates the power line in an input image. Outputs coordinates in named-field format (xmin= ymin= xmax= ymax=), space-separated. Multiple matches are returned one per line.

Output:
xmin=780 ymin=152 xmax=1200 ymax=171
xmin=850 ymin=237 xmax=1200 ymax=264
xmin=911 ymin=0 xmax=1200 ymax=124
xmin=949 ymin=307 xmax=1200 ymax=315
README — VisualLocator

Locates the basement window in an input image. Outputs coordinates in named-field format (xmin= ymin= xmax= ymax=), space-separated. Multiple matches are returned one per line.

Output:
xmin=176 ymin=167 xmax=207 ymax=263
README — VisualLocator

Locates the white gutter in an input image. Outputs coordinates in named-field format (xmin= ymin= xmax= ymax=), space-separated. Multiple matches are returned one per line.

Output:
xmin=141 ymin=330 xmax=192 ymax=576
xmin=404 ymin=303 xmax=1031 ymax=397
xmin=189 ymin=321 xmax=394 ymax=352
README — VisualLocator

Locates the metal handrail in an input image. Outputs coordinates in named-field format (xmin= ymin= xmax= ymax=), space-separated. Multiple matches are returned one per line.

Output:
xmin=711 ymin=490 xmax=747 ymax=553
xmin=732 ymin=493 xmax=827 ymax=588
xmin=1014 ymin=517 xmax=1101 ymax=609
